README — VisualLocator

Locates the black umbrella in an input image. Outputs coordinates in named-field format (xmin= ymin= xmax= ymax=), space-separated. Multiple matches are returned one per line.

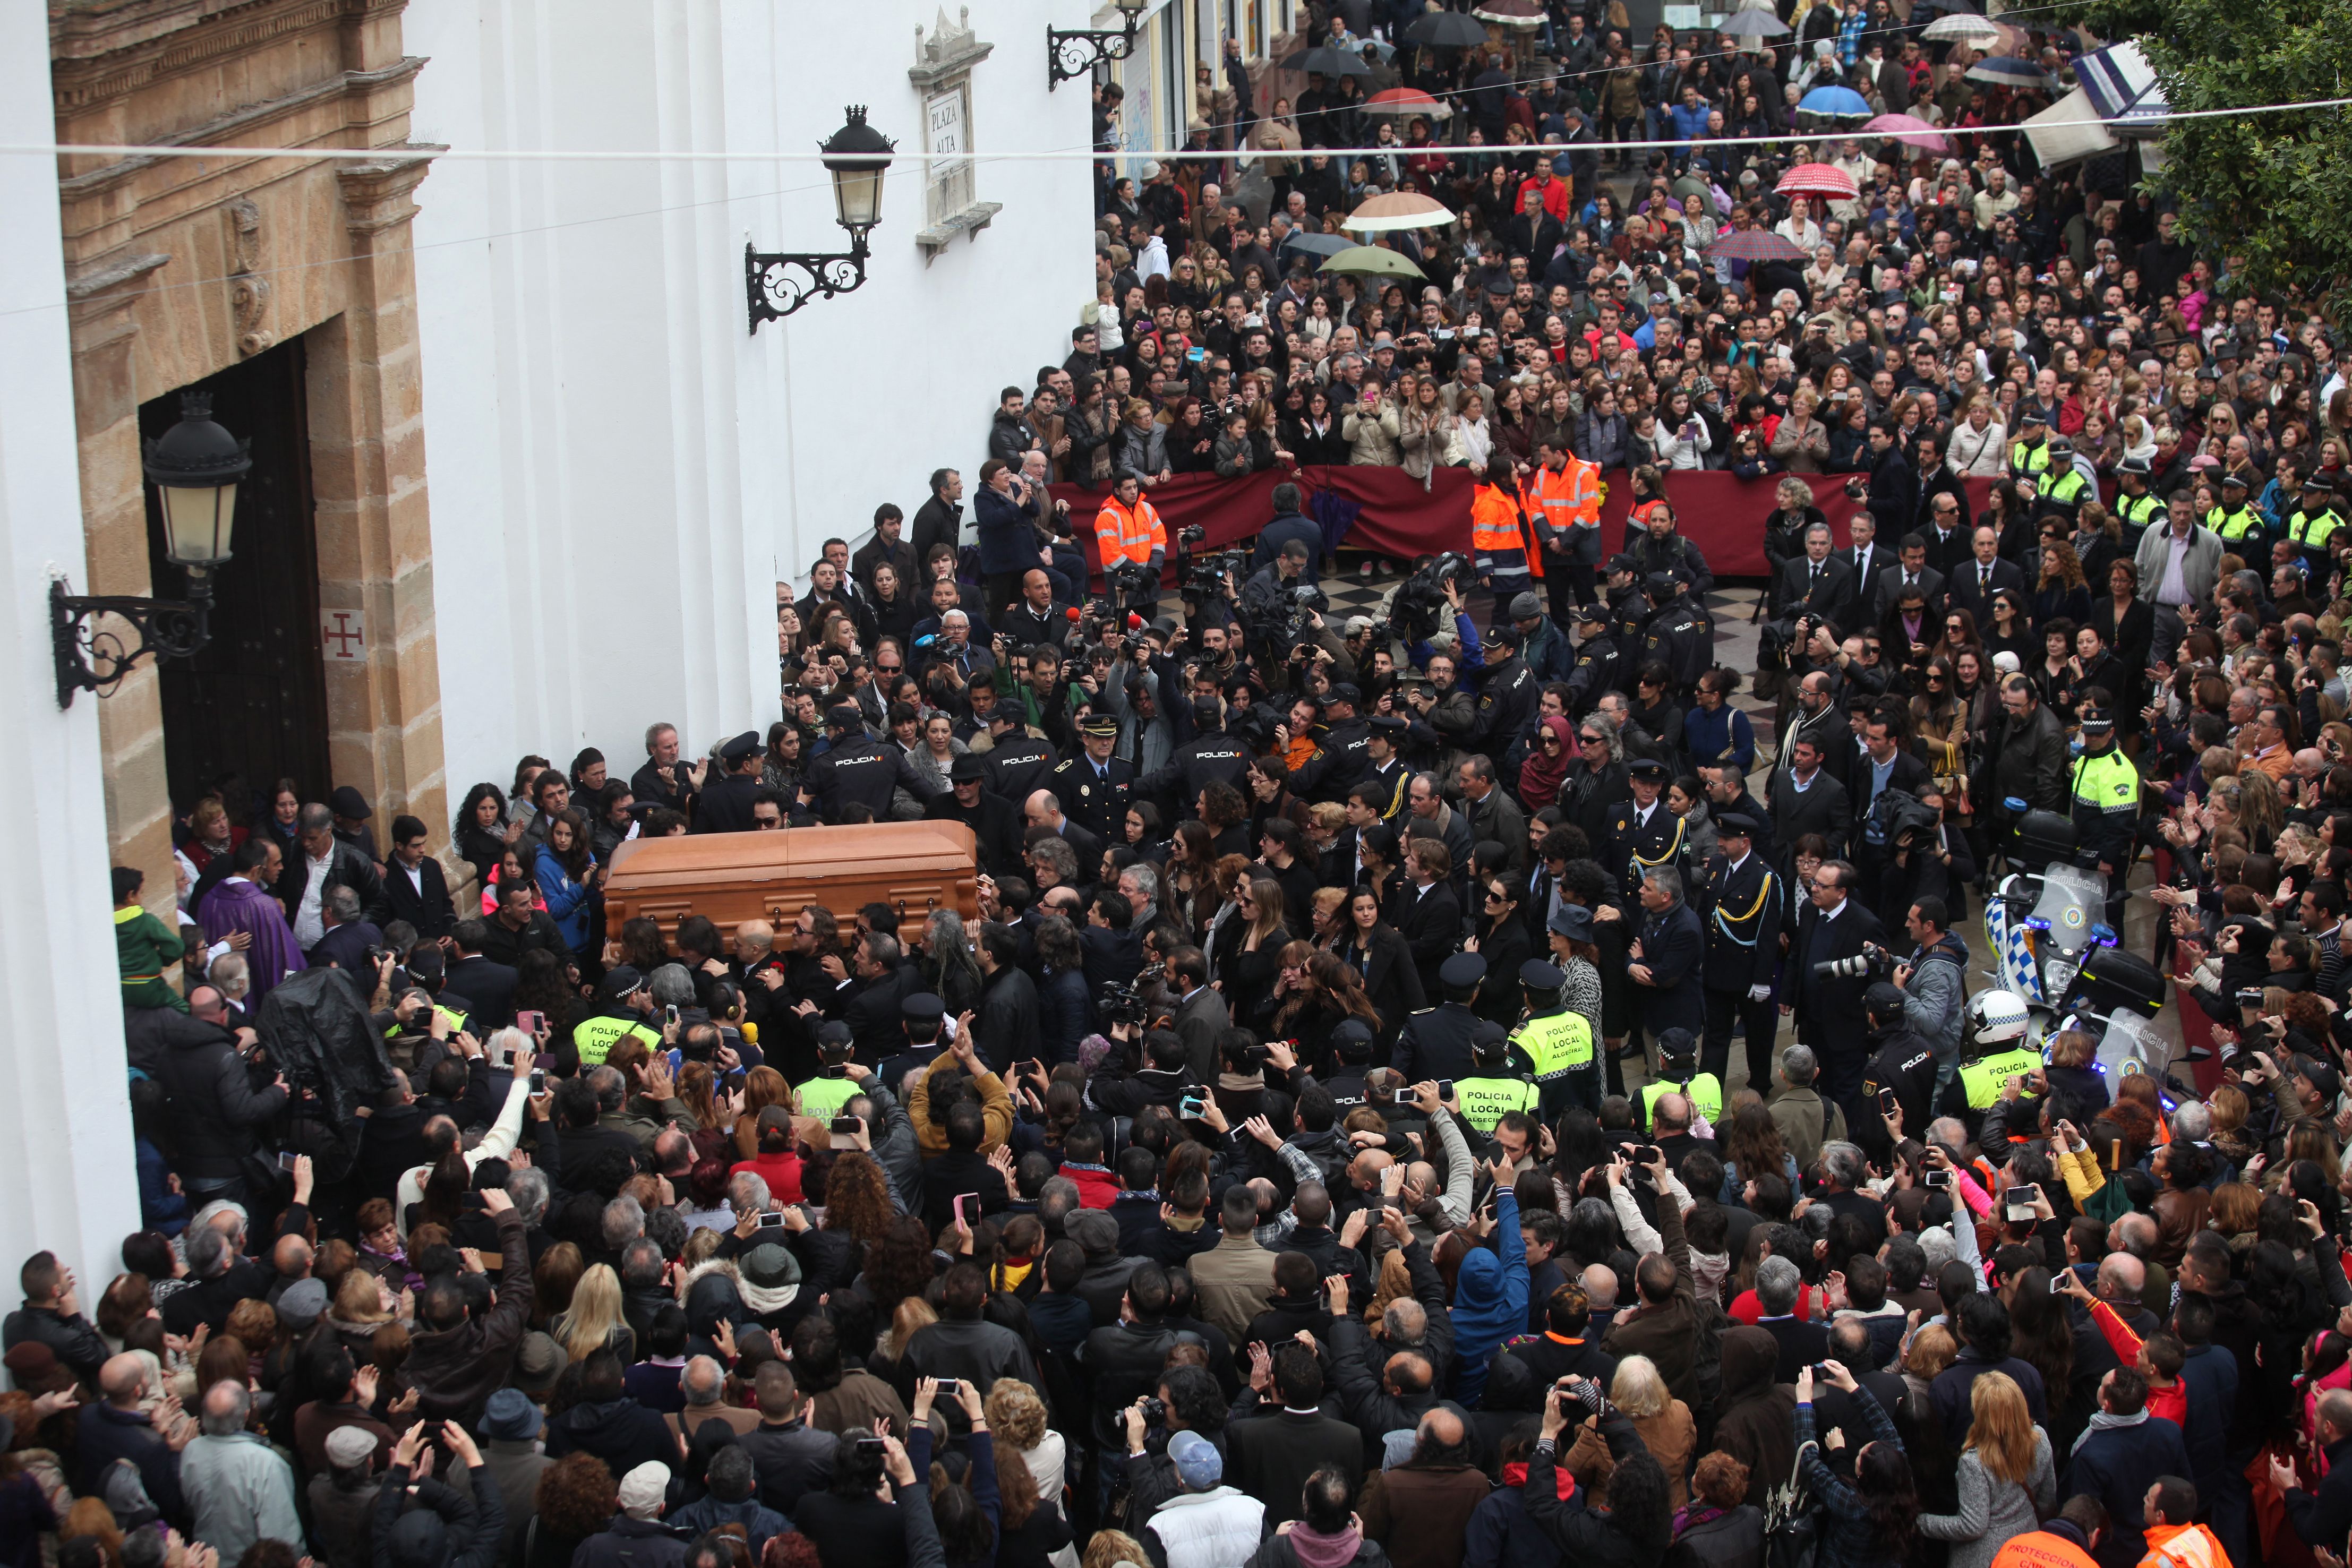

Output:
xmin=1403 ymin=10 xmax=1490 ymax=47
xmin=1280 ymin=45 xmax=1374 ymax=76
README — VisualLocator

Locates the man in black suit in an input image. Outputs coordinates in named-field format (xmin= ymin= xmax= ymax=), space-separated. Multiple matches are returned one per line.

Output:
xmin=1167 ymin=946 xmax=1229 ymax=1080
xmin=1022 ymin=789 xmax=1104 ymax=879
xmin=841 ymin=932 xmax=922 ymax=1065
xmin=1391 ymin=837 xmax=1465 ymax=1005
xmin=1225 ymin=1346 xmax=1365 ymax=1528
xmin=1753 ymin=1255 xmax=1831 ymax=1383
xmin=1947 ymin=524 xmax=2026 ymax=628
xmin=1869 ymin=533 xmax=1947 ymax=627
xmin=925 ymin=755 xmax=1025 ymax=876
xmin=1772 ymin=520 xmax=1858 ymax=641
xmin=1863 ymin=421 xmax=1919 ymax=541
xmin=1790 ymin=859 xmax=1887 ymax=1105
xmin=1834 ymin=512 xmax=1884 ymax=608
xmin=443 ymin=920 xmax=520 ymax=1027
xmin=381 ymin=815 xmax=456 ymax=942
xmin=1628 ymin=865 xmax=1705 ymax=1047
xmin=1850 ymin=708 xmax=1933 ymax=895
xmin=1768 ymin=735 xmax=1854 ymax=875
xmin=1914 ymin=462 xmax=1974 ymax=576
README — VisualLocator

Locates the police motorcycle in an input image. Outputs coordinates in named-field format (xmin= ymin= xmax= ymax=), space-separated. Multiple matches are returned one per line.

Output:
xmin=1980 ymin=808 xmax=2167 ymax=1083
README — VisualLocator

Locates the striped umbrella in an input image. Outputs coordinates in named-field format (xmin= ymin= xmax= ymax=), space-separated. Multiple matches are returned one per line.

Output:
xmin=1921 ymin=11 xmax=2004 ymax=44
xmin=1472 ymin=0 xmax=1546 ymax=27
xmin=1706 ymin=230 xmax=1810 ymax=263
xmin=1775 ymin=161 xmax=1859 ymax=199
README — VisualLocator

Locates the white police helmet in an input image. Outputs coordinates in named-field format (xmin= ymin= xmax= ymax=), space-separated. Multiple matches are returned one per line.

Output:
xmin=1965 ymin=991 xmax=2030 ymax=1050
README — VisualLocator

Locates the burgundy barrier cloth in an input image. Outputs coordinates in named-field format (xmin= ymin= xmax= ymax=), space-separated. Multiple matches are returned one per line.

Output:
xmin=1052 ymin=467 xmax=1998 ymax=581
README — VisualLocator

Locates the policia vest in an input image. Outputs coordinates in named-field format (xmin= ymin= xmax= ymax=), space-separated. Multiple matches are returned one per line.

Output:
xmin=1455 ymin=1075 xmax=1541 ymax=1134
xmin=1641 ymin=1072 xmax=1724 ymax=1127
xmin=2206 ymin=503 xmax=2263 ymax=542
xmin=573 ymin=1011 xmax=663 ymax=1067
xmin=1511 ymin=1007 xmax=1596 ymax=1086
xmin=795 ymin=1072 xmax=861 ymax=1121
xmin=1956 ymin=1044 xmax=2045 ymax=1109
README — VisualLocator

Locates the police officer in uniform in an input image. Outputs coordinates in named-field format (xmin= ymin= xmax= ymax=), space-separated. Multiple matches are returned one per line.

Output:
xmin=1468 ymin=624 xmax=1541 ymax=757
xmin=801 ymin=705 xmax=900 ymax=823
xmin=1138 ymin=697 xmax=1251 ymax=816
xmin=2034 ymin=436 xmax=2090 ymax=525
xmin=1563 ymin=604 xmax=1620 ymax=716
xmin=2207 ymin=472 xmax=2266 ymax=549
xmin=1395 ymin=951 xmax=1488 ymax=1088
xmin=1051 ymin=714 xmax=1134 ymax=843
xmin=2287 ymin=472 xmax=2346 ymax=577
xmin=1453 ymin=1018 xmax=1541 ymax=1135
xmin=1637 ymin=1026 xmax=1723 ymax=1132
xmin=571 ymin=965 xmax=665 ymax=1067
xmin=2112 ymin=456 xmax=2165 ymax=543
xmin=982 ymin=708 xmax=1058 ymax=803
xmin=1603 ymin=554 xmax=1647 ymax=662
xmin=2009 ymin=409 xmax=2053 ymax=479
xmin=695 ymin=731 xmax=767 ymax=833
xmin=1606 ymin=759 xmax=1688 ymax=897
xmin=794 ymin=1021 xmax=863 ymax=1121
xmin=1942 ymin=991 xmax=2041 ymax=1127
xmin=1289 ymin=684 xmax=1372 ymax=803
xmin=1853 ymin=982 xmax=1938 ymax=1167
xmin=1697 ymin=813 xmax=1783 ymax=1089
xmin=2068 ymin=705 xmax=2139 ymax=929
xmin=1638 ymin=574 xmax=1713 ymax=698
xmin=1323 ymin=1018 xmax=1376 ymax=1113
xmin=1508 ymin=957 xmax=1596 ymax=1117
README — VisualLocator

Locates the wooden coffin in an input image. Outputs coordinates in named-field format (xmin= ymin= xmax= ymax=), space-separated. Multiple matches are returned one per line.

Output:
xmin=602 ymin=821 xmax=980 ymax=949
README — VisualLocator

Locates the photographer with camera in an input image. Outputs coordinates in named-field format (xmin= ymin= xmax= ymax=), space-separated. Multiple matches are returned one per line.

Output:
xmin=1242 ymin=538 xmax=1318 ymax=664
xmin=1790 ymin=859 xmax=1889 ymax=1107
xmin=1251 ymin=482 xmax=1323 ymax=586
xmin=999 ymin=568 xmax=1073 ymax=654
xmin=1887 ymin=895 xmax=1970 ymax=1084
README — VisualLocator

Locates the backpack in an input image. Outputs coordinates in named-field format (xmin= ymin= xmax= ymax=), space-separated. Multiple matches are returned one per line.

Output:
xmin=1763 ymin=1438 xmax=1823 ymax=1568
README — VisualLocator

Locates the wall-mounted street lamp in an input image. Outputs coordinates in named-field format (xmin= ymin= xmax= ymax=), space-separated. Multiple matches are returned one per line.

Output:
xmin=745 ymin=106 xmax=897 ymax=331
xmin=1047 ymin=0 xmax=1148 ymax=88
xmin=53 ymin=390 xmax=246 ymax=707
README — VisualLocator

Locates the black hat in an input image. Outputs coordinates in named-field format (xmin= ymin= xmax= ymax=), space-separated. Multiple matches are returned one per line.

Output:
xmin=1717 ymin=812 xmax=1759 ymax=838
xmin=1573 ymin=603 xmax=1610 ymax=625
xmin=1330 ymin=1018 xmax=1375 ymax=1059
xmin=1863 ymin=981 xmax=1908 ymax=1021
xmin=2118 ymin=456 xmax=2152 ymax=475
xmin=1470 ymin=1021 xmax=1510 ymax=1065
xmin=1606 ymin=553 xmax=1641 ymax=574
xmin=950 ymin=754 xmax=986 ymax=783
xmin=1439 ymin=952 xmax=1488 ymax=990
xmin=598 ymin=965 xmax=647 ymax=1000
xmin=1080 ymin=713 xmax=1121 ymax=738
xmin=1643 ymin=571 xmax=1678 ymax=597
xmin=1656 ymin=1027 xmax=1698 ymax=1066
xmin=720 ymin=730 xmax=761 ymax=764
xmin=1628 ymin=758 xmax=1669 ymax=781
xmin=826 ymin=703 xmax=863 ymax=730
xmin=2079 ymin=706 xmax=2115 ymax=734
xmin=2304 ymin=472 xmax=2336 ymax=492
xmin=1367 ymin=714 xmax=1408 ymax=735
xmin=902 ymin=992 xmax=946 ymax=1026
xmin=1519 ymin=958 xmax=1565 ymax=991
xmin=2221 ymin=471 xmax=2250 ymax=489
xmin=1547 ymin=904 xmax=1595 ymax=942
xmin=816 ymin=1020 xmax=854 ymax=1052
xmin=330 ymin=785 xmax=372 ymax=820
xmin=2019 ymin=408 xmax=2048 ymax=426
xmin=1329 ymin=682 xmax=1363 ymax=709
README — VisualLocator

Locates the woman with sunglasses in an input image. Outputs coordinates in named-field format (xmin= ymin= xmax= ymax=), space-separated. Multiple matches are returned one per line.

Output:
xmin=1981 ymin=588 xmax=2037 ymax=667
xmin=1340 ymin=876 xmax=1422 ymax=1061
xmin=1219 ymin=878 xmax=1295 ymax=1029
xmin=1464 ymin=874 xmax=1536 ymax=1028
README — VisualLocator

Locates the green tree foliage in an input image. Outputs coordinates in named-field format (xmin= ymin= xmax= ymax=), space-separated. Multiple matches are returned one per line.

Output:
xmin=2052 ymin=0 xmax=2352 ymax=320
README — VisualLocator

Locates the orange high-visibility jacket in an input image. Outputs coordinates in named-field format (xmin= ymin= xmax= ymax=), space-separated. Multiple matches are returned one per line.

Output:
xmin=1526 ymin=457 xmax=1602 ymax=548
xmin=1094 ymin=493 xmax=1167 ymax=570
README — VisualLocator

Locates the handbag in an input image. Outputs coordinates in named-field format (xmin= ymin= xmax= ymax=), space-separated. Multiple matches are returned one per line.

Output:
xmin=1763 ymin=1438 xmax=1823 ymax=1568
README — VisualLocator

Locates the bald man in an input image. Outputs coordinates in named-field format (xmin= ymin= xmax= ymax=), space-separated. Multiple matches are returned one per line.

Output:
xmin=1360 ymin=1406 xmax=1493 ymax=1558
xmin=79 ymin=1352 xmax=192 ymax=1517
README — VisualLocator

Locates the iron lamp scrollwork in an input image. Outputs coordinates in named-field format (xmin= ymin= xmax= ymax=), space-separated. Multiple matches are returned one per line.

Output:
xmin=745 ymin=107 xmax=897 ymax=332
xmin=54 ymin=390 xmax=247 ymax=707
xmin=1047 ymin=0 xmax=1148 ymax=87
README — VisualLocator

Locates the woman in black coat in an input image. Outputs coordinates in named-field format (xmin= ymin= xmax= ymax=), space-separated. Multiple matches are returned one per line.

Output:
xmin=1337 ymin=885 xmax=1425 ymax=1056
xmin=1468 ymin=872 xmax=1536 ymax=1027
xmin=2088 ymin=556 xmax=2157 ymax=687
xmin=867 ymin=562 xmax=920 ymax=655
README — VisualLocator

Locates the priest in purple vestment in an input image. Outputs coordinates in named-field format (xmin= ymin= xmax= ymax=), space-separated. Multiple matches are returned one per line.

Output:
xmin=199 ymin=842 xmax=305 ymax=1004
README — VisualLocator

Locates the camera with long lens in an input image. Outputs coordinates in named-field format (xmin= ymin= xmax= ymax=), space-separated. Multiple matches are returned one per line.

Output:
xmin=1105 ymin=559 xmax=1157 ymax=615
xmin=1811 ymin=941 xmax=1894 ymax=983
xmin=1099 ymin=979 xmax=1148 ymax=1029
xmin=1285 ymin=584 xmax=1331 ymax=641
xmin=1233 ymin=701 xmax=1285 ymax=752
xmin=1389 ymin=551 xmax=1473 ymax=642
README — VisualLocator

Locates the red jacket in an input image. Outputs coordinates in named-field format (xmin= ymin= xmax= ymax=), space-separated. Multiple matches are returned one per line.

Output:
xmin=1064 ymin=1163 xmax=1121 ymax=1210
xmin=729 ymin=1152 xmax=805 ymax=1206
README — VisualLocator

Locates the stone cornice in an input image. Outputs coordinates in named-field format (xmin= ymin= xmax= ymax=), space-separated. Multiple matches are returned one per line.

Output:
xmin=63 ymin=250 xmax=171 ymax=299
xmin=51 ymin=0 xmax=406 ymax=110
xmin=57 ymin=55 xmax=428 ymax=199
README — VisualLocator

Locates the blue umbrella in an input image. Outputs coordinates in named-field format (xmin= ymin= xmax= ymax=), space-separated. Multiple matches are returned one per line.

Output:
xmin=1798 ymin=85 xmax=1873 ymax=118
xmin=1966 ymin=55 xmax=2054 ymax=87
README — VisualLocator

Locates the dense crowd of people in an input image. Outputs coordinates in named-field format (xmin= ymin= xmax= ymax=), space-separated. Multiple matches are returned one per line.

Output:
xmin=49 ymin=7 xmax=2352 ymax=1568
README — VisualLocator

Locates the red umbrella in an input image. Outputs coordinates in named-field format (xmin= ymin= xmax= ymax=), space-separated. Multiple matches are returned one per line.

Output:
xmin=1706 ymin=230 xmax=1810 ymax=263
xmin=1362 ymin=87 xmax=1452 ymax=121
xmin=1775 ymin=161 xmax=1859 ymax=199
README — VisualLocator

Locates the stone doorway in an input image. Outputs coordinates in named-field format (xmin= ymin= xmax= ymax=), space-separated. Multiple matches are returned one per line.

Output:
xmin=141 ymin=333 xmax=332 ymax=820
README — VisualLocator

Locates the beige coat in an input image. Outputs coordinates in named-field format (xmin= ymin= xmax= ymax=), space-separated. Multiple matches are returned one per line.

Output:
xmin=1190 ymin=1233 xmax=1279 ymax=1345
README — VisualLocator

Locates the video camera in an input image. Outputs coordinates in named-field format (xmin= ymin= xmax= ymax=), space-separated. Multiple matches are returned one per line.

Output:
xmin=1285 ymin=584 xmax=1331 ymax=641
xmin=1097 ymin=961 xmax=1167 ymax=1030
xmin=1105 ymin=558 xmax=1158 ymax=615
xmin=1390 ymin=551 xmax=1473 ymax=642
